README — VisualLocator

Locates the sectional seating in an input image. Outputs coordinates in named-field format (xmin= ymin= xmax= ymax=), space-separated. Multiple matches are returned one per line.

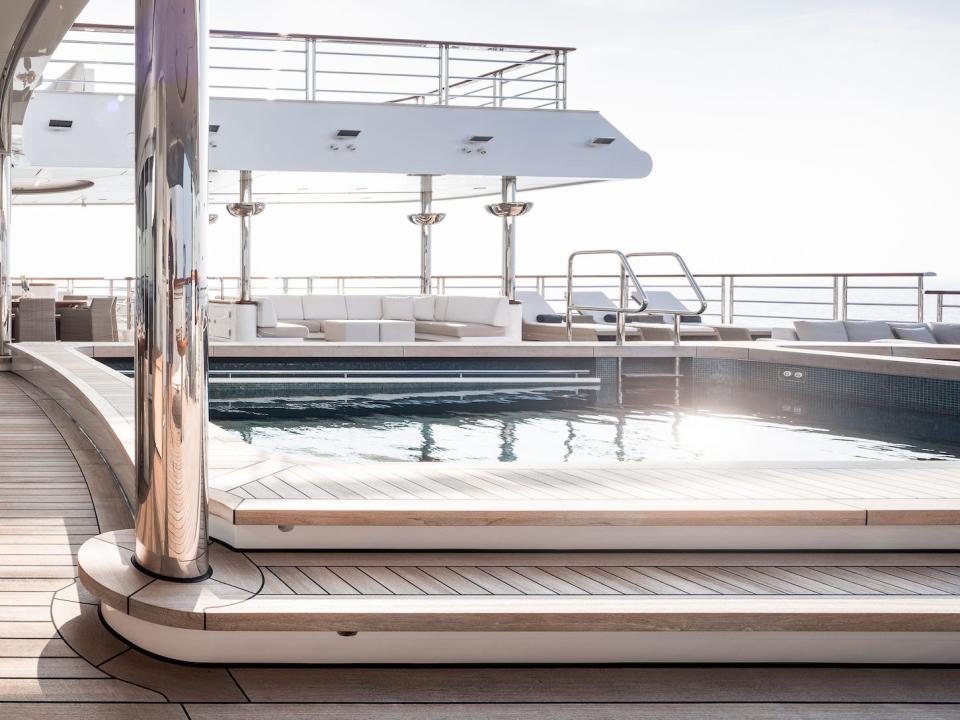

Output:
xmin=255 ymin=294 xmax=511 ymax=342
xmin=775 ymin=319 xmax=960 ymax=344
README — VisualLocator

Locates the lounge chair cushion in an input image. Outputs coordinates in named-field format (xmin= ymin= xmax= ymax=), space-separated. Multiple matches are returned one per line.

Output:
xmin=344 ymin=295 xmax=383 ymax=320
xmin=794 ymin=320 xmax=849 ymax=342
xmin=258 ymin=321 xmax=309 ymax=339
xmin=324 ymin=319 xmax=381 ymax=342
xmin=413 ymin=295 xmax=437 ymax=320
xmin=415 ymin=321 xmax=505 ymax=338
xmin=516 ymin=291 xmax=557 ymax=323
xmin=382 ymin=296 xmax=416 ymax=321
xmin=843 ymin=320 xmax=896 ymax=342
xmin=892 ymin=325 xmax=937 ymax=343
xmin=930 ymin=323 xmax=960 ymax=344
xmin=255 ymin=298 xmax=278 ymax=328
xmin=302 ymin=295 xmax=348 ymax=321
xmin=265 ymin=295 xmax=304 ymax=321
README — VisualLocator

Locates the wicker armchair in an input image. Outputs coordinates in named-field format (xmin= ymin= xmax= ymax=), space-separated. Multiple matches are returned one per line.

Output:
xmin=59 ymin=296 xmax=119 ymax=342
xmin=14 ymin=298 xmax=57 ymax=342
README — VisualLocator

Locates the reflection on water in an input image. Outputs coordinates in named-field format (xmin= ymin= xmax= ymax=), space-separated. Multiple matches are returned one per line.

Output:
xmin=215 ymin=385 xmax=960 ymax=464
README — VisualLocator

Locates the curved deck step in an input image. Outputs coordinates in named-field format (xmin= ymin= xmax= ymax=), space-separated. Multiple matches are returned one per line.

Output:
xmin=80 ymin=530 xmax=960 ymax=664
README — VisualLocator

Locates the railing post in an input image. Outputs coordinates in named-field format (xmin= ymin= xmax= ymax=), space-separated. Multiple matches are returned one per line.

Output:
xmin=438 ymin=44 xmax=450 ymax=105
xmin=832 ymin=276 xmax=841 ymax=320
xmin=304 ymin=38 xmax=316 ymax=101
xmin=727 ymin=276 xmax=736 ymax=324
xmin=917 ymin=274 xmax=925 ymax=322
xmin=282 ymin=277 xmax=289 ymax=294
xmin=560 ymin=50 xmax=568 ymax=109
xmin=840 ymin=276 xmax=849 ymax=320
xmin=719 ymin=276 xmax=728 ymax=324
xmin=307 ymin=277 xmax=314 ymax=294
xmin=554 ymin=51 xmax=561 ymax=109
xmin=937 ymin=294 xmax=944 ymax=323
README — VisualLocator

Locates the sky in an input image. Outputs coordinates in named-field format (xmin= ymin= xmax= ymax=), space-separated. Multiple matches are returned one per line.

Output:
xmin=11 ymin=0 xmax=960 ymax=287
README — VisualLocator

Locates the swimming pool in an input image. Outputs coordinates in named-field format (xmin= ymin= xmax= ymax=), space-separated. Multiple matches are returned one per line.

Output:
xmin=214 ymin=384 xmax=960 ymax=464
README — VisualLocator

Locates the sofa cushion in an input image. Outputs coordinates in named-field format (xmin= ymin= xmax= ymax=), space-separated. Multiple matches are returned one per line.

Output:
xmin=415 ymin=320 xmax=506 ymax=338
xmin=433 ymin=295 xmax=450 ymax=321
xmin=302 ymin=295 xmax=348 ymax=321
xmin=930 ymin=323 xmax=960 ymax=344
xmin=344 ymin=295 xmax=383 ymax=320
xmin=257 ymin=321 xmax=308 ymax=339
xmin=382 ymin=296 xmax=416 ymax=321
xmin=324 ymin=319 xmax=380 ymax=342
xmin=267 ymin=295 xmax=304 ymax=321
xmin=843 ymin=320 xmax=895 ymax=342
xmin=255 ymin=298 xmax=278 ymax=328
xmin=794 ymin=320 xmax=848 ymax=342
xmin=893 ymin=325 xmax=937 ymax=343
xmin=413 ymin=295 xmax=437 ymax=320
xmin=443 ymin=296 xmax=509 ymax=327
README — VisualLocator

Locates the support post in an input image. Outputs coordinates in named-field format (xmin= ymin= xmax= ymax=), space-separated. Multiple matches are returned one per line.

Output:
xmin=238 ymin=171 xmax=253 ymax=302
xmin=485 ymin=178 xmax=532 ymax=303
xmin=419 ymin=176 xmax=432 ymax=294
xmin=226 ymin=171 xmax=264 ymax=303
xmin=407 ymin=176 xmax=444 ymax=295
xmin=134 ymin=0 xmax=211 ymax=581
xmin=501 ymin=176 xmax=516 ymax=300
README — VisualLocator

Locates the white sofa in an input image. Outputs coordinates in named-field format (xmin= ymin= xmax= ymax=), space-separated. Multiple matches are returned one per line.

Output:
xmin=255 ymin=294 xmax=515 ymax=342
xmin=774 ymin=320 xmax=960 ymax=344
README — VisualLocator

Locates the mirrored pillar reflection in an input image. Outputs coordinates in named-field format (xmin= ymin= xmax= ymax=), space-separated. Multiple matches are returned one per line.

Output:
xmin=133 ymin=0 xmax=211 ymax=580
xmin=0 ymin=151 xmax=10 ymax=355
xmin=498 ymin=418 xmax=517 ymax=462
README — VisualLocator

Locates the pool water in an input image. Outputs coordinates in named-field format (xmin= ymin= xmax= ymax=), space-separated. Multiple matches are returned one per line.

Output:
xmin=214 ymin=385 xmax=960 ymax=464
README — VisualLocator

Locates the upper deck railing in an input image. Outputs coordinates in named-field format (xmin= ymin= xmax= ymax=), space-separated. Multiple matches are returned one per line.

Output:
xmin=39 ymin=23 xmax=572 ymax=109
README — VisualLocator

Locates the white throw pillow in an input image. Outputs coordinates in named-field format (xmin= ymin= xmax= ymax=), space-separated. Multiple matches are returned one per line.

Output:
xmin=892 ymin=325 xmax=937 ymax=343
xmin=843 ymin=320 xmax=895 ymax=342
xmin=930 ymin=323 xmax=960 ymax=345
xmin=413 ymin=295 xmax=437 ymax=320
xmin=382 ymin=296 xmax=415 ymax=321
xmin=794 ymin=320 xmax=848 ymax=342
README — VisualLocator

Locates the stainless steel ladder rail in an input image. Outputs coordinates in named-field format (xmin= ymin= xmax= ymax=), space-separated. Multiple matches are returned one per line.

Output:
xmin=623 ymin=251 xmax=708 ymax=344
xmin=565 ymin=250 xmax=708 ymax=345
xmin=566 ymin=250 xmax=649 ymax=345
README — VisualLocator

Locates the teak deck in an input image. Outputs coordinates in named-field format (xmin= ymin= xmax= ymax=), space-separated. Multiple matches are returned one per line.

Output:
xmin=1 ymin=374 xmax=960 ymax=714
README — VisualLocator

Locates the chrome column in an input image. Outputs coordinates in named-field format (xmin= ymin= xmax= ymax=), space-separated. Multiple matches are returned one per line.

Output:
xmin=485 ymin=177 xmax=532 ymax=302
xmin=407 ymin=176 xmax=444 ymax=295
xmin=0 ymin=150 xmax=10 ymax=355
xmin=501 ymin=176 xmax=516 ymax=299
xmin=226 ymin=171 xmax=264 ymax=303
xmin=134 ymin=0 xmax=211 ymax=580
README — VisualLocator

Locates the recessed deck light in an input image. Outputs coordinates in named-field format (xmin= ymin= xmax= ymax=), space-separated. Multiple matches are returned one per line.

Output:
xmin=337 ymin=129 xmax=361 ymax=138
xmin=591 ymin=137 xmax=616 ymax=145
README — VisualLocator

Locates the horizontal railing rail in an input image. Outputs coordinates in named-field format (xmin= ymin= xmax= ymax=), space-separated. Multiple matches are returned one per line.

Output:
xmin=40 ymin=23 xmax=571 ymax=109
xmin=11 ymin=272 xmax=942 ymax=333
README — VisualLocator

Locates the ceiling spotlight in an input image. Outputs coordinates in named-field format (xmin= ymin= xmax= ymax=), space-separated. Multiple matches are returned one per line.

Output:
xmin=208 ymin=214 xmax=219 ymax=224
xmin=48 ymin=119 xmax=73 ymax=130
xmin=336 ymin=129 xmax=361 ymax=138
xmin=209 ymin=124 xmax=221 ymax=133
xmin=468 ymin=135 xmax=494 ymax=143
xmin=591 ymin=137 xmax=616 ymax=145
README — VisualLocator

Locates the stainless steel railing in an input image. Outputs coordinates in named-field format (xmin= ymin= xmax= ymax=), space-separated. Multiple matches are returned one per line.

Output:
xmin=11 ymin=271 xmax=941 ymax=334
xmin=926 ymin=290 xmax=960 ymax=322
xmin=40 ymin=23 xmax=571 ymax=109
xmin=565 ymin=250 xmax=648 ymax=345
xmin=565 ymin=251 xmax=709 ymax=344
